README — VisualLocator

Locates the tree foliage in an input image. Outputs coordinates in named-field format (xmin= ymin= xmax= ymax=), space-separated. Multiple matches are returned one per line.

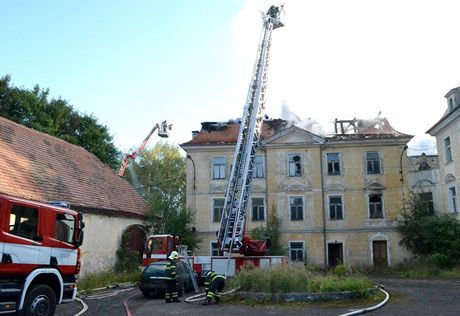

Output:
xmin=397 ymin=193 xmax=460 ymax=267
xmin=0 ymin=75 xmax=120 ymax=169
xmin=126 ymin=143 xmax=199 ymax=251
xmin=250 ymin=204 xmax=285 ymax=256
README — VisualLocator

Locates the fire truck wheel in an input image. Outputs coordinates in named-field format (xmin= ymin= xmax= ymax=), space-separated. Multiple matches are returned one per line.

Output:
xmin=22 ymin=284 xmax=56 ymax=316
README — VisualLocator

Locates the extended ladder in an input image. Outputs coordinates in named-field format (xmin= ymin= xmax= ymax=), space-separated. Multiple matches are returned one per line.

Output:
xmin=217 ymin=5 xmax=284 ymax=255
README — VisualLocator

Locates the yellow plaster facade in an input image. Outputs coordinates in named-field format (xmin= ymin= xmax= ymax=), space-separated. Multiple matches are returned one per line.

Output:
xmin=182 ymin=119 xmax=413 ymax=267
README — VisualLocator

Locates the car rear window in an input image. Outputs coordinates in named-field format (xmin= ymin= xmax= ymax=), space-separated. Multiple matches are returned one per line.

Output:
xmin=145 ymin=263 xmax=167 ymax=275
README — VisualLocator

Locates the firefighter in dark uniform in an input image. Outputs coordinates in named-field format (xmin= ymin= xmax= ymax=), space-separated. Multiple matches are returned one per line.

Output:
xmin=165 ymin=251 xmax=180 ymax=303
xmin=202 ymin=271 xmax=226 ymax=305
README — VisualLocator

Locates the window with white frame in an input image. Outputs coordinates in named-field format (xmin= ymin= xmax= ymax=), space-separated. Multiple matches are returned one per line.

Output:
xmin=369 ymin=194 xmax=383 ymax=218
xmin=329 ymin=195 xmax=343 ymax=220
xmin=327 ymin=153 xmax=341 ymax=175
xmin=366 ymin=152 xmax=381 ymax=174
xmin=212 ymin=198 xmax=224 ymax=222
xmin=251 ymin=197 xmax=265 ymax=221
xmin=253 ymin=155 xmax=265 ymax=178
xmin=289 ymin=196 xmax=304 ymax=221
xmin=289 ymin=241 xmax=304 ymax=262
xmin=288 ymin=154 xmax=302 ymax=177
xmin=444 ymin=137 xmax=453 ymax=163
xmin=449 ymin=187 xmax=458 ymax=213
xmin=212 ymin=157 xmax=226 ymax=179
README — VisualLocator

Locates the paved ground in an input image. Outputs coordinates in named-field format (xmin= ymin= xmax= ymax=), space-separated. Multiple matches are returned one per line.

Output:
xmin=55 ymin=278 xmax=460 ymax=316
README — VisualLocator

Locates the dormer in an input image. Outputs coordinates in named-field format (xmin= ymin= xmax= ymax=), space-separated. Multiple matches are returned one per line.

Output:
xmin=445 ymin=87 xmax=460 ymax=112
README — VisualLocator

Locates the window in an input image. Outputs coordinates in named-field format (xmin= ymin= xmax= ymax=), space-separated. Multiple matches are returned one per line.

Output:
xmin=55 ymin=213 xmax=76 ymax=244
xmin=444 ymin=137 xmax=453 ymax=163
xmin=369 ymin=194 xmax=383 ymax=218
xmin=449 ymin=187 xmax=457 ymax=213
xmin=212 ymin=198 xmax=225 ymax=222
xmin=289 ymin=196 xmax=304 ymax=221
xmin=289 ymin=241 xmax=304 ymax=262
xmin=251 ymin=198 xmax=265 ymax=221
xmin=212 ymin=157 xmax=226 ymax=179
xmin=327 ymin=153 xmax=341 ymax=175
xmin=210 ymin=242 xmax=219 ymax=256
xmin=253 ymin=155 xmax=265 ymax=178
xmin=366 ymin=152 xmax=381 ymax=174
xmin=329 ymin=196 xmax=343 ymax=220
xmin=418 ymin=192 xmax=434 ymax=214
xmin=9 ymin=205 xmax=38 ymax=240
xmin=288 ymin=154 xmax=302 ymax=177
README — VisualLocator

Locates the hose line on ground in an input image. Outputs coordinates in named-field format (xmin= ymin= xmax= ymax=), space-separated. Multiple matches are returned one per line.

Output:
xmin=338 ymin=285 xmax=390 ymax=316
xmin=185 ymin=287 xmax=240 ymax=303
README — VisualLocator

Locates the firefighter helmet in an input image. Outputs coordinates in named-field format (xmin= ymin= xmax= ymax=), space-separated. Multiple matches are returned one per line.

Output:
xmin=169 ymin=251 xmax=179 ymax=260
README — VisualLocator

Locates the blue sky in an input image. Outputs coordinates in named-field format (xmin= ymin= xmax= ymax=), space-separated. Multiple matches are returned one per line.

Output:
xmin=2 ymin=0 xmax=460 ymax=156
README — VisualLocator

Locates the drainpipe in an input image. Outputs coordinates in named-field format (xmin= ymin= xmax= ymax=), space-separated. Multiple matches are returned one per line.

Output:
xmin=399 ymin=145 xmax=408 ymax=212
xmin=186 ymin=154 xmax=197 ymax=227
xmin=320 ymin=141 xmax=328 ymax=267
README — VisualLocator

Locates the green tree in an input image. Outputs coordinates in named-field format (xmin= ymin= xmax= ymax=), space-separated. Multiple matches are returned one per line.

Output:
xmin=126 ymin=143 xmax=200 ymax=251
xmin=250 ymin=204 xmax=285 ymax=256
xmin=397 ymin=193 xmax=460 ymax=267
xmin=0 ymin=75 xmax=120 ymax=169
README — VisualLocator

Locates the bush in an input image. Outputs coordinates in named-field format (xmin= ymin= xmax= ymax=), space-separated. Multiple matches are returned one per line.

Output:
xmin=231 ymin=263 xmax=372 ymax=294
xmin=115 ymin=234 xmax=140 ymax=273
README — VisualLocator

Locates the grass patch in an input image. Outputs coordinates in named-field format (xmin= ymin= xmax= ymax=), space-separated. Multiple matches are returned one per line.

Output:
xmin=78 ymin=270 xmax=141 ymax=293
xmin=228 ymin=263 xmax=373 ymax=295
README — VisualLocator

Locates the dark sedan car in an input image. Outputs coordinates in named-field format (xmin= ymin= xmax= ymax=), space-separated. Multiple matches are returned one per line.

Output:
xmin=139 ymin=260 xmax=197 ymax=298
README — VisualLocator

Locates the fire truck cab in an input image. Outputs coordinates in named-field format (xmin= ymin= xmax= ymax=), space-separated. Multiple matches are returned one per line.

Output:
xmin=0 ymin=194 xmax=84 ymax=315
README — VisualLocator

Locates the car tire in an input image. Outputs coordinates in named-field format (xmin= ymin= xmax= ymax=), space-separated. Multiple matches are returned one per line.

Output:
xmin=141 ymin=289 xmax=152 ymax=298
xmin=22 ymin=284 xmax=56 ymax=316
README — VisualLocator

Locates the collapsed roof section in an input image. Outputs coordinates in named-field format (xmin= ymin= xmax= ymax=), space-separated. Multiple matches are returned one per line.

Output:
xmin=182 ymin=117 xmax=412 ymax=146
xmin=330 ymin=117 xmax=412 ymax=141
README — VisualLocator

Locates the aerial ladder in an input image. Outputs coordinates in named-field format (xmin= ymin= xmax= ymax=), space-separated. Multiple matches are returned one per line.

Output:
xmin=118 ymin=120 xmax=172 ymax=177
xmin=217 ymin=5 xmax=284 ymax=255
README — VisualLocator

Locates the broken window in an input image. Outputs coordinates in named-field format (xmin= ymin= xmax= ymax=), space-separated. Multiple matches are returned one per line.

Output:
xmin=327 ymin=153 xmax=341 ymax=175
xmin=289 ymin=241 xmax=304 ymax=262
xmin=418 ymin=192 xmax=434 ymax=214
xmin=369 ymin=194 xmax=383 ymax=218
xmin=251 ymin=197 xmax=265 ymax=221
xmin=444 ymin=137 xmax=453 ymax=163
xmin=329 ymin=196 xmax=343 ymax=220
xmin=289 ymin=196 xmax=304 ymax=221
xmin=212 ymin=157 xmax=226 ymax=179
xmin=366 ymin=152 xmax=381 ymax=174
xmin=253 ymin=155 xmax=265 ymax=178
xmin=288 ymin=154 xmax=302 ymax=177
xmin=449 ymin=187 xmax=457 ymax=213
xmin=212 ymin=198 xmax=224 ymax=222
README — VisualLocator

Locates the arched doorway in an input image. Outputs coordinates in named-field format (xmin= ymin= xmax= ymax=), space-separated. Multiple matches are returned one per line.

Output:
xmin=123 ymin=225 xmax=147 ymax=264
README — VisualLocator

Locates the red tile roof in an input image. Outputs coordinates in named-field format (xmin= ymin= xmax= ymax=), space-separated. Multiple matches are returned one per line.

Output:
xmin=0 ymin=116 xmax=147 ymax=217
xmin=182 ymin=119 xmax=287 ymax=145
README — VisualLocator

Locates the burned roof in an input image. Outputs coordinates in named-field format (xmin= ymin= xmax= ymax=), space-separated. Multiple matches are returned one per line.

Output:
xmin=182 ymin=119 xmax=288 ymax=145
xmin=329 ymin=118 xmax=412 ymax=141
xmin=0 ymin=116 xmax=147 ymax=217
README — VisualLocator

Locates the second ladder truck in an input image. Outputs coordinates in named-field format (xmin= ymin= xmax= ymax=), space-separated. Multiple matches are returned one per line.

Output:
xmin=217 ymin=5 xmax=284 ymax=255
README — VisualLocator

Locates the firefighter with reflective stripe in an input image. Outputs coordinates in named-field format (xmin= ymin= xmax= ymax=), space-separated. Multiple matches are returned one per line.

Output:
xmin=165 ymin=251 xmax=180 ymax=303
xmin=202 ymin=271 xmax=226 ymax=305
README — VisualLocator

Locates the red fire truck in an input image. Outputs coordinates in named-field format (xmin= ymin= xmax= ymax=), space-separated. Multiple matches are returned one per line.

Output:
xmin=0 ymin=194 xmax=84 ymax=315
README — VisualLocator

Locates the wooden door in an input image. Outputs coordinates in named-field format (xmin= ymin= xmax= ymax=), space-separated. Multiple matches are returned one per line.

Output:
xmin=373 ymin=240 xmax=388 ymax=268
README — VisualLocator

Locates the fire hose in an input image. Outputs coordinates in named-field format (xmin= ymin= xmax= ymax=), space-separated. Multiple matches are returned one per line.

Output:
xmin=185 ymin=287 xmax=240 ymax=303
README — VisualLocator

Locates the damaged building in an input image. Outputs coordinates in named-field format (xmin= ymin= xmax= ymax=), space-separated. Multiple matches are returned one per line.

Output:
xmin=181 ymin=117 xmax=413 ymax=268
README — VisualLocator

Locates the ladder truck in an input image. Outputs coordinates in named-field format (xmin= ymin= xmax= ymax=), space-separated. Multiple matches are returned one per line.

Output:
xmin=118 ymin=120 xmax=172 ymax=177
xmin=217 ymin=5 xmax=284 ymax=255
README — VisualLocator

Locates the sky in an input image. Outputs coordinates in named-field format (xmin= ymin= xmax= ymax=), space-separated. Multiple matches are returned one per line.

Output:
xmin=2 ymin=0 xmax=460 ymax=156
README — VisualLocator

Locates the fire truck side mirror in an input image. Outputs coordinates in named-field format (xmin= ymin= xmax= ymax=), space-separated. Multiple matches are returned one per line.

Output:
xmin=74 ymin=230 xmax=84 ymax=248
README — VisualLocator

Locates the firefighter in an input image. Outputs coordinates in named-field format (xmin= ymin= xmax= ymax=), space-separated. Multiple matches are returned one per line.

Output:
xmin=202 ymin=271 xmax=226 ymax=305
xmin=165 ymin=250 xmax=180 ymax=303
